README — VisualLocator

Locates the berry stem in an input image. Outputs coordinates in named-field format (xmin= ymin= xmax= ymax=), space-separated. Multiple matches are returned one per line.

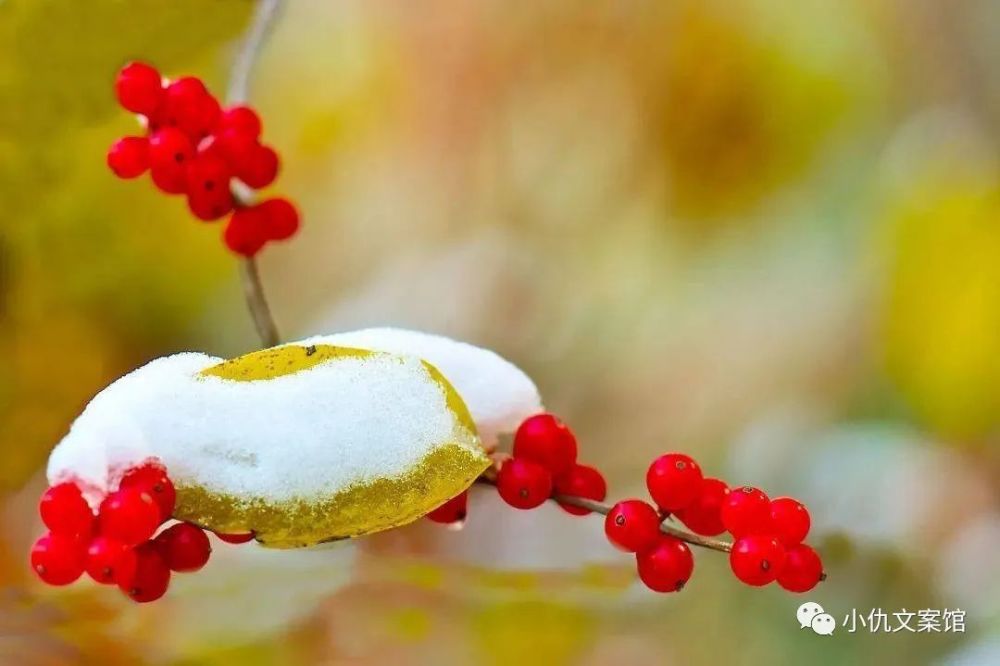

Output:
xmin=226 ymin=0 xmax=284 ymax=105
xmin=474 ymin=473 xmax=732 ymax=554
xmin=227 ymin=0 xmax=285 ymax=347
xmin=239 ymin=254 xmax=281 ymax=347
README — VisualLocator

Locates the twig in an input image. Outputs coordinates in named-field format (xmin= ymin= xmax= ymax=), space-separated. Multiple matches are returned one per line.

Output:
xmin=239 ymin=253 xmax=281 ymax=347
xmin=474 ymin=475 xmax=732 ymax=554
xmin=227 ymin=0 xmax=283 ymax=105
xmin=226 ymin=0 xmax=284 ymax=347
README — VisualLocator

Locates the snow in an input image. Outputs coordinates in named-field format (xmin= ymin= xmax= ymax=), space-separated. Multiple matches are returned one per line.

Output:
xmin=45 ymin=328 xmax=541 ymax=544
xmin=47 ymin=346 xmax=481 ymax=509
xmin=294 ymin=327 xmax=543 ymax=449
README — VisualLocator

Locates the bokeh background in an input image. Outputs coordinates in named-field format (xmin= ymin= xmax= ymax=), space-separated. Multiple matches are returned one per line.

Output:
xmin=2 ymin=0 xmax=999 ymax=664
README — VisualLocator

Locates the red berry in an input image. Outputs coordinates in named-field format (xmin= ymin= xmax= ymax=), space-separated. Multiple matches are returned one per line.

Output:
xmin=161 ymin=77 xmax=207 ymax=111
xmin=675 ymin=477 xmax=728 ymax=536
xmin=223 ymin=206 xmax=269 ymax=257
xmin=214 ymin=532 xmax=255 ymax=544
xmin=120 ymin=463 xmax=176 ymax=522
xmin=148 ymin=127 xmax=195 ymax=168
xmin=604 ymin=500 xmax=661 ymax=553
xmin=98 ymin=488 xmax=160 ymax=546
xmin=259 ymin=197 xmax=300 ymax=240
xmin=777 ymin=544 xmax=824 ymax=593
xmin=185 ymin=153 xmax=232 ymax=196
xmin=646 ymin=453 xmax=703 ymax=512
xmin=30 ymin=533 xmax=86 ymax=586
xmin=729 ymin=534 xmax=786 ymax=586
xmin=195 ymin=133 xmax=223 ymax=159
xmin=185 ymin=154 xmax=235 ymax=221
xmin=636 ymin=535 xmax=694 ymax=593
xmin=236 ymin=144 xmax=280 ymax=188
xmin=218 ymin=105 xmax=262 ymax=138
xmin=159 ymin=77 xmax=219 ymax=138
xmin=496 ymin=458 xmax=553 ymax=510
xmin=182 ymin=93 xmax=221 ymax=140
xmin=39 ymin=483 xmax=95 ymax=538
xmin=720 ymin=486 xmax=771 ymax=537
xmin=512 ymin=413 xmax=578 ymax=476
xmin=553 ymin=464 xmax=607 ymax=516
xmin=426 ymin=491 xmax=468 ymax=524
xmin=188 ymin=189 xmax=235 ymax=221
xmin=115 ymin=61 xmax=164 ymax=115
xmin=85 ymin=536 xmax=137 ymax=585
xmin=213 ymin=129 xmax=258 ymax=168
xmin=155 ymin=523 xmax=212 ymax=572
xmin=107 ymin=136 xmax=149 ymax=178
xmin=150 ymin=164 xmax=186 ymax=194
xmin=148 ymin=128 xmax=194 ymax=194
xmin=118 ymin=542 xmax=171 ymax=603
xmin=769 ymin=497 xmax=811 ymax=546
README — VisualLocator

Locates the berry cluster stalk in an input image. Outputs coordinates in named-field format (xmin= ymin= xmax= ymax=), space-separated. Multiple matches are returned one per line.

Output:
xmin=229 ymin=0 xmax=284 ymax=347
xmin=475 ymin=473 xmax=732 ymax=554
xmin=238 ymin=254 xmax=280 ymax=347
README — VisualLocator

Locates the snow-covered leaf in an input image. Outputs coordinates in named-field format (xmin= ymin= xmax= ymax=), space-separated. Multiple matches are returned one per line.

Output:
xmin=48 ymin=341 xmax=490 ymax=548
xmin=295 ymin=328 xmax=543 ymax=449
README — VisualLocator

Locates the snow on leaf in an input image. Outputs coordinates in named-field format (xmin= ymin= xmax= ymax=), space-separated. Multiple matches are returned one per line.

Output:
xmin=47 ymin=340 xmax=490 ymax=548
xmin=293 ymin=328 xmax=543 ymax=449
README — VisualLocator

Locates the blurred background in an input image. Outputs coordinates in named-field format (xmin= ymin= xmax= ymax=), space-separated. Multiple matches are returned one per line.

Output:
xmin=2 ymin=0 xmax=999 ymax=664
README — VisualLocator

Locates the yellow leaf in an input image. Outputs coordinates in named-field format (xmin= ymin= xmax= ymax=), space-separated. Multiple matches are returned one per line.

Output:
xmin=174 ymin=344 xmax=489 ymax=547
xmin=48 ymin=343 xmax=491 ymax=548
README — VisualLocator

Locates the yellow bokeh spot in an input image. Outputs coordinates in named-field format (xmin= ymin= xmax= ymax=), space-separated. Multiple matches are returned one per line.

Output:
xmin=881 ymin=181 xmax=1000 ymax=439
xmin=472 ymin=601 xmax=593 ymax=666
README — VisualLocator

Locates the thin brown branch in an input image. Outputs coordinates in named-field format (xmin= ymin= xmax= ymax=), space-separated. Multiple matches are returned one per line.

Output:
xmin=474 ymin=474 xmax=733 ymax=554
xmin=239 ymin=255 xmax=280 ymax=347
xmin=227 ymin=0 xmax=284 ymax=347
xmin=227 ymin=0 xmax=283 ymax=105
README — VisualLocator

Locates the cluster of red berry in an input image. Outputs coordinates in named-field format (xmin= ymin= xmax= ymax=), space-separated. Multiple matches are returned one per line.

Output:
xmin=29 ymin=462 xmax=253 ymax=603
xmin=721 ymin=488 xmax=822 ymax=592
xmin=32 ymin=425 xmax=820 ymax=602
xmin=622 ymin=456 xmax=822 ymax=593
xmin=425 ymin=413 xmax=607 ymax=525
xmin=427 ymin=412 xmax=824 ymax=595
xmin=107 ymin=61 xmax=300 ymax=257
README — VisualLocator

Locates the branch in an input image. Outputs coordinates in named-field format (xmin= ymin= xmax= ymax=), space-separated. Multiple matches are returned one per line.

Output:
xmin=225 ymin=0 xmax=285 ymax=348
xmin=238 ymin=252 xmax=281 ymax=347
xmin=226 ymin=0 xmax=283 ymax=105
xmin=475 ymin=474 xmax=732 ymax=554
